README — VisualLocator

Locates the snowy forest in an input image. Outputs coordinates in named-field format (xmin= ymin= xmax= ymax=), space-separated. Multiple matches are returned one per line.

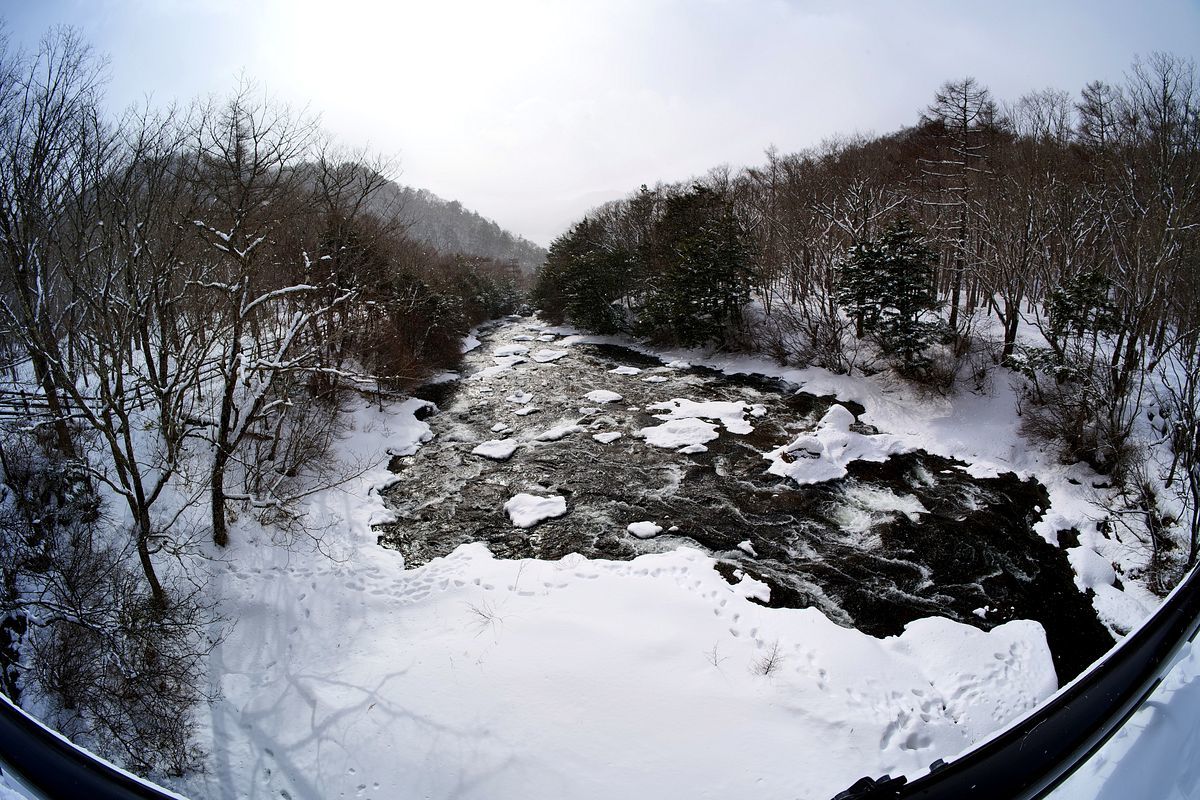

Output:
xmin=0 ymin=14 xmax=1199 ymax=800
xmin=0 ymin=28 xmax=526 ymax=775
xmin=536 ymin=56 xmax=1200 ymax=579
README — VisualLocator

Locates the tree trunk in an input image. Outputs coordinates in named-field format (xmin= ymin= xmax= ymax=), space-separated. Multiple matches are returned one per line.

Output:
xmin=211 ymin=447 xmax=230 ymax=548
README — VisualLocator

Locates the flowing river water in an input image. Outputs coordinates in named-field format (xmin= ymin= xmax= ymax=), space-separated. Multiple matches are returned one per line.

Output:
xmin=377 ymin=317 xmax=1114 ymax=681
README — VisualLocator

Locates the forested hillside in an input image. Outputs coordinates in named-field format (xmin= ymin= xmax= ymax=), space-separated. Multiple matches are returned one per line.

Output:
xmin=536 ymin=56 xmax=1200 ymax=580
xmin=393 ymin=184 xmax=547 ymax=274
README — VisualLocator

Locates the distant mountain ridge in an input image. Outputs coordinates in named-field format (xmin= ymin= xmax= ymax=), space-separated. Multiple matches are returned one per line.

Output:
xmin=394 ymin=184 xmax=546 ymax=275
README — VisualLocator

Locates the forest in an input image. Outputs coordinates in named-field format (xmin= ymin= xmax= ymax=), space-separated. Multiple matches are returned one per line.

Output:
xmin=536 ymin=55 xmax=1200 ymax=581
xmin=0 ymin=28 xmax=523 ymax=774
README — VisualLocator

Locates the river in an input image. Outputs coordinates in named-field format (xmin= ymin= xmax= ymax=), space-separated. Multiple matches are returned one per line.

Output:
xmin=378 ymin=316 xmax=1113 ymax=681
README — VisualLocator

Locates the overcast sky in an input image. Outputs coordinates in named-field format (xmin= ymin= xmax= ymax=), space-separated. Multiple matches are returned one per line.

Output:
xmin=6 ymin=0 xmax=1200 ymax=247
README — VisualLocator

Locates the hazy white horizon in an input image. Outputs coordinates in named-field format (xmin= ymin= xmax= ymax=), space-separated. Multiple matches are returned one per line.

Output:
xmin=6 ymin=0 xmax=1200 ymax=247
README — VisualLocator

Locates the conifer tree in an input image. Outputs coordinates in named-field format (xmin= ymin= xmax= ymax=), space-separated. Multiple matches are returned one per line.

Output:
xmin=837 ymin=220 xmax=941 ymax=373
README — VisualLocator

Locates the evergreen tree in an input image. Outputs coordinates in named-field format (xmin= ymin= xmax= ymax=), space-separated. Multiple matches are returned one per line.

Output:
xmin=642 ymin=184 xmax=751 ymax=347
xmin=837 ymin=220 xmax=941 ymax=373
xmin=532 ymin=218 xmax=633 ymax=333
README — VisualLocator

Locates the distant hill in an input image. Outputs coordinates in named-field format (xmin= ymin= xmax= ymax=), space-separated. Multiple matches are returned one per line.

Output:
xmin=387 ymin=184 xmax=546 ymax=275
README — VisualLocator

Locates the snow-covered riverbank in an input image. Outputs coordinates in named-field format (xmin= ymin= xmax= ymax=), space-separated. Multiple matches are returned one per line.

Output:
xmin=171 ymin=315 xmax=1163 ymax=800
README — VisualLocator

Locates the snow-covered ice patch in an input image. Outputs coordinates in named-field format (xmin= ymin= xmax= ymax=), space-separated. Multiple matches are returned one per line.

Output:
xmin=592 ymin=432 xmax=622 ymax=444
xmin=472 ymin=439 xmax=519 ymax=461
xmin=514 ymin=406 xmax=540 ymax=417
xmin=532 ymin=349 xmax=569 ymax=363
xmin=678 ymin=443 xmax=708 ymax=454
xmin=627 ymin=521 xmax=663 ymax=539
xmin=738 ymin=539 xmax=758 ymax=557
xmin=536 ymin=424 xmax=585 ymax=442
xmin=494 ymin=344 xmax=530 ymax=357
xmin=610 ymin=366 xmax=642 ymax=376
xmin=639 ymin=417 xmax=720 ymax=449
xmin=585 ymin=390 xmax=623 ymax=404
xmin=648 ymin=398 xmax=761 ymax=435
xmin=766 ymin=405 xmax=911 ymax=485
xmin=1067 ymin=547 xmax=1117 ymax=592
xmin=506 ymin=391 xmax=534 ymax=404
xmin=642 ymin=375 xmax=669 ymax=383
xmin=504 ymin=493 xmax=568 ymax=528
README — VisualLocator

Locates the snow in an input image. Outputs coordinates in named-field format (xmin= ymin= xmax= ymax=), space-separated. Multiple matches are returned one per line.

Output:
xmin=491 ymin=422 xmax=510 ymax=433
xmin=647 ymin=398 xmax=761 ymax=434
xmin=610 ymin=366 xmax=642 ymax=375
xmin=472 ymin=439 xmax=519 ymax=461
xmin=584 ymin=389 xmax=623 ymax=404
xmin=531 ymin=348 xmax=569 ymax=363
xmin=535 ymin=424 xmax=585 ymax=442
xmin=180 ymin=530 xmax=1060 ymax=800
xmin=638 ymin=417 xmax=720 ymax=449
xmin=734 ymin=572 xmax=771 ymax=602
xmin=627 ymin=521 xmax=662 ymax=539
xmin=494 ymin=344 xmax=530 ymax=357
xmin=1067 ymin=547 xmax=1117 ymax=592
xmin=461 ymin=334 xmax=482 ymax=353
xmin=504 ymin=493 xmax=569 ymax=528
xmin=592 ymin=431 xmax=622 ymax=444
xmin=506 ymin=391 xmax=534 ymax=404
xmin=766 ymin=405 xmax=911 ymax=485
xmin=738 ymin=539 xmax=758 ymax=557
xmin=0 ymin=774 xmax=29 ymax=800
xmin=677 ymin=443 xmax=709 ymax=454
xmin=642 ymin=375 xmax=669 ymax=383
xmin=513 ymin=406 xmax=540 ymax=416
xmin=136 ymin=318 xmax=1183 ymax=799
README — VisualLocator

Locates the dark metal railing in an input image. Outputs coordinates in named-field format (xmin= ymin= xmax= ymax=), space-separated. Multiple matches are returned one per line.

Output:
xmin=833 ymin=561 xmax=1200 ymax=800
xmin=0 ymin=694 xmax=186 ymax=800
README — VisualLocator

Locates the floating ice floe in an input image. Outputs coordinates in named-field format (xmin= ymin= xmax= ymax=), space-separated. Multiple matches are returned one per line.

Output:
xmin=511 ymin=334 xmax=535 ymax=342
xmin=738 ymin=539 xmax=758 ymax=557
xmin=536 ymin=424 xmax=585 ymax=442
xmin=593 ymin=431 xmax=623 ymax=444
xmin=639 ymin=417 xmax=720 ymax=449
xmin=642 ymin=375 xmax=669 ymax=383
xmin=610 ymin=366 xmax=642 ymax=376
xmin=627 ymin=521 xmax=662 ymax=539
xmin=504 ymin=493 xmax=568 ymax=528
xmin=494 ymin=344 xmax=530 ymax=357
xmin=506 ymin=391 xmax=534 ymax=404
xmin=765 ymin=405 xmax=910 ymax=485
xmin=585 ymin=390 xmax=623 ymax=404
xmin=491 ymin=422 xmax=510 ymax=433
xmin=647 ymin=398 xmax=764 ymax=435
xmin=514 ymin=407 xmax=540 ymax=416
xmin=472 ymin=439 xmax=519 ymax=461
xmin=532 ymin=349 xmax=569 ymax=363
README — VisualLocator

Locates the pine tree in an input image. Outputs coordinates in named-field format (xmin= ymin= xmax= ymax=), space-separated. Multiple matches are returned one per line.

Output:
xmin=642 ymin=184 xmax=752 ymax=347
xmin=837 ymin=220 xmax=941 ymax=374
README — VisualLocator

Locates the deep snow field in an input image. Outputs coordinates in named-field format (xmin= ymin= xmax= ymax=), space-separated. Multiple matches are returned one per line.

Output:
xmin=165 ymin=315 xmax=1173 ymax=800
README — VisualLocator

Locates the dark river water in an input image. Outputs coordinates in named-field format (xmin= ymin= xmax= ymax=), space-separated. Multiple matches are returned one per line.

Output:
xmin=378 ymin=317 xmax=1114 ymax=681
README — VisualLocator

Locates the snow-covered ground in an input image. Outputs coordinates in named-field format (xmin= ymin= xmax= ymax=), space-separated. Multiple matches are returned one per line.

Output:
xmin=154 ymin=314 xmax=1181 ymax=800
